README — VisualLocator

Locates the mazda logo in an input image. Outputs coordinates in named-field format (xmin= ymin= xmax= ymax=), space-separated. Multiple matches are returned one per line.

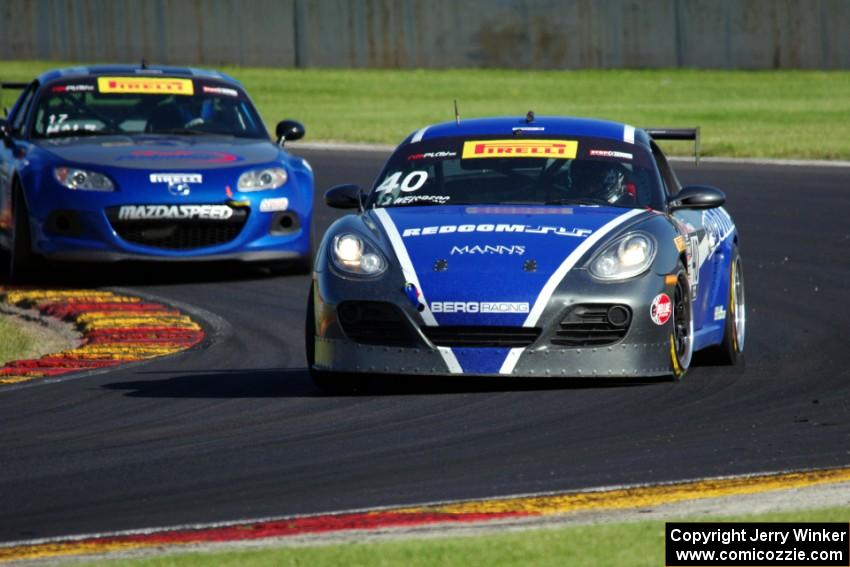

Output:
xmin=168 ymin=182 xmax=191 ymax=197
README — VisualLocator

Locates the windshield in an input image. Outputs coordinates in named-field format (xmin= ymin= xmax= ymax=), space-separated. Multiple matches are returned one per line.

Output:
xmin=368 ymin=136 xmax=665 ymax=210
xmin=31 ymin=76 xmax=268 ymax=139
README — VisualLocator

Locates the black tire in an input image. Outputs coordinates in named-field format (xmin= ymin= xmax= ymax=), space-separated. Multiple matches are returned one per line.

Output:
xmin=267 ymin=230 xmax=314 ymax=276
xmin=0 ymin=248 xmax=9 ymax=278
xmin=8 ymin=186 xmax=37 ymax=282
xmin=267 ymin=257 xmax=312 ymax=276
xmin=670 ymin=266 xmax=694 ymax=381
xmin=702 ymin=246 xmax=745 ymax=365
xmin=305 ymin=282 xmax=362 ymax=395
xmin=297 ymin=227 xmax=316 ymax=275
xmin=291 ymin=254 xmax=313 ymax=274
xmin=305 ymin=282 xmax=317 ymax=368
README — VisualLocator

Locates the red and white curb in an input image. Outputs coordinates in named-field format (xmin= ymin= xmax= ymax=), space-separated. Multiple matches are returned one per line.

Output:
xmin=1 ymin=466 xmax=849 ymax=563
xmin=0 ymin=288 xmax=204 ymax=386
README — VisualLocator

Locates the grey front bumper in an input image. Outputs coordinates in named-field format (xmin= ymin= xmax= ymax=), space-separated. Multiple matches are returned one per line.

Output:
xmin=314 ymin=336 xmax=673 ymax=378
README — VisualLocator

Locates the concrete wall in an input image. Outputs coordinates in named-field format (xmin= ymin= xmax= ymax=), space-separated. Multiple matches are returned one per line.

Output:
xmin=1 ymin=0 xmax=848 ymax=69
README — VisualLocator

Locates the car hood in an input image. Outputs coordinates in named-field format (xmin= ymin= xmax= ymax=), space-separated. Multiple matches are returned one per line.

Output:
xmin=375 ymin=204 xmax=647 ymax=324
xmin=372 ymin=204 xmax=648 ymax=373
xmin=34 ymin=135 xmax=279 ymax=170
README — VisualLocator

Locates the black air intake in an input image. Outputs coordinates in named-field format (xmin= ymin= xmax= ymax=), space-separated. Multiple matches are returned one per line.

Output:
xmin=337 ymin=301 xmax=418 ymax=346
xmin=422 ymin=326 xmax=541 ymax=348
xmin=107 ymin=207 xmax=248 ymax=250
xmin=551 ymin=304 xmax=631 ymax=347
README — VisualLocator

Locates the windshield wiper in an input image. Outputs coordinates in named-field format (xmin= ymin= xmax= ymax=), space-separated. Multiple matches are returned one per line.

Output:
xmin=43 ymin=129 xmax=112 ymax=139
xmin=378 ymin=201 xmax=448 ymax=208
xmin=152 ymin=128 xmax=209 ymax=136
xmin=489 ymin=201 xmax=546 ymax=205
xmin=544 ymin=198 xmax=610 ymax=206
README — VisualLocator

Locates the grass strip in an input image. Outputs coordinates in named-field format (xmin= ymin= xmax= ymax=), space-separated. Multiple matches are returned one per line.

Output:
xmin=2 ymin=62 xmax=850 ymax=159
xmin=0 ymin=313 xmax=35 ymax=365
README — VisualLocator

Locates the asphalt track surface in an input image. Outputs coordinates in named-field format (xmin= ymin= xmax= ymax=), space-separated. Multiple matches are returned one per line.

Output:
xmin=1 ymin=149 xmax=848 ymax=543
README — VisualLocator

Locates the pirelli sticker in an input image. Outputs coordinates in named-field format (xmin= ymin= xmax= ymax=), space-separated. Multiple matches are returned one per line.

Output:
xmin=97 ymin=77 xmax=194 ymax=96
xmin=462 ymin=139 xmax=578 ymax=160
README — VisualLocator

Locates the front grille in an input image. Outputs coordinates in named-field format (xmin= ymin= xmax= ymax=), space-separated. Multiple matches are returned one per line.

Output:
xmin=422 ymin=326 xmax=541 ymax=348
xmin=337 ymin=301 xmax=418 ymax=346
xmin=551 ymin=304 xmax=631 ymax=347
xmin=107 ymin=206 xmax=248 ymax=250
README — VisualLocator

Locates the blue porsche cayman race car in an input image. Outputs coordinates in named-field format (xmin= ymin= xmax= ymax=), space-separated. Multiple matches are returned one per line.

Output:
xmin=0 ymin=64 xmax=313 ymax=279
xmin=307 ymin=115 xmax=745 ymax=391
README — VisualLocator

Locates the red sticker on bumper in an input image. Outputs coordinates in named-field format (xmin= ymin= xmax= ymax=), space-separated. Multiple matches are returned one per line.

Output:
xmin=650 ymin=293 xmax=672 ymax=325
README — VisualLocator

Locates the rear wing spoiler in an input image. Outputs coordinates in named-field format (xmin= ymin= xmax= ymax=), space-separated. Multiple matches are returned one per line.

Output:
xmin=644 ymin=127 xmax=700 ymax=165
xmin=1 ymin=82 xmax=28 ymax=116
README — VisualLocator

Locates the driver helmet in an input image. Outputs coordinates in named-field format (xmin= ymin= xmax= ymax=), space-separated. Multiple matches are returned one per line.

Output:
xmin=570 ymin=160 xmax=626 ymax=204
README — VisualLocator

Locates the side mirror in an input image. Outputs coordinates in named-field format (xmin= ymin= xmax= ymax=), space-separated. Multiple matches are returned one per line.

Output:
xmin=0 ymin=119 xmax=11 ymax=147
xmin=275 ymin=120 xmax=305 ymax=146
xmin=669 ymin=185 xmax=725 ymax=210
xmin=324 ymin=184 xmax=363 ymax=210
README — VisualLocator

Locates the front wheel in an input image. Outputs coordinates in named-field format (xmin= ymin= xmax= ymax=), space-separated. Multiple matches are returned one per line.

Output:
xmin=268 ymin=230 xmax=314 ymax=276
xmin=267 ymin=256 xmax=312 ymax=276
xmin=305 ymin=282 xmax=362 ymax=395
xmin=670 ymin=268 xmax=694 ymax=381
xmin=8 ymin=188 xmax=38 ymax=282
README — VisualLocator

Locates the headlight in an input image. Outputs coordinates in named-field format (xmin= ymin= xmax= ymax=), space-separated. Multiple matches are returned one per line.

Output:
xmin=331 ymin=233 xmax=387 ymax=276
xmin=54 ymin=167 xmax=114 ymax=191
xmin=589 ymin=232 xmax=657 ymax=280
xmin=237 ymin=167 xmax=288 ymax=191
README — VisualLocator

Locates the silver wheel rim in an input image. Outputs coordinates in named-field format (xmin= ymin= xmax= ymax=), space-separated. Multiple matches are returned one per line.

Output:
xmin=733 ymin=257 xmax=746 ymax=351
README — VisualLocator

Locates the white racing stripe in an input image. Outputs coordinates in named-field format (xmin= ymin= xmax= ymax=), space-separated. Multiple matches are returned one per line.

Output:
xmin=410 ymin=125 xmax=430 ymax=143
xmin=500 ymin=347 xmax=525 ymax=375
xmin=623 ymin=124 xmax=635 ymax=144
xmin=374 ymin=208 xmax=462 ymax=374
xmin=499 ymin=208 xmax=647 ymax=375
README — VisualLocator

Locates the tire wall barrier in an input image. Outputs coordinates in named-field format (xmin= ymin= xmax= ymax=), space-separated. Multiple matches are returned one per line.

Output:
xmin=1 ymin=0 xmax=848 ymax=70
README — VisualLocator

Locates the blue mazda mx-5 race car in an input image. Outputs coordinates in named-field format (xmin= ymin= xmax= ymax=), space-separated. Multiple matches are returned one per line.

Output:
xmin=307 ymin=115 xmax=746 ymax=391
xmin=0 ymin=64 xmax=313 ymax=279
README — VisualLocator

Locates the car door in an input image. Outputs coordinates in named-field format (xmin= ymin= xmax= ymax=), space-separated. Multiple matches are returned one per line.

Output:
xmin=0 ymin=81 xmax=38 ymax=243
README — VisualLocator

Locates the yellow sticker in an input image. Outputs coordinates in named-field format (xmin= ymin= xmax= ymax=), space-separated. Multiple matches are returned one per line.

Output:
xmin=462 ymin=139 xmax=578 ymax=160
xmin=97 ymin=77 xmax=194 ymax=96
xmin=674 ymin=235 xmax=687 ymax=253
xmin=670 ymin=334 xmax=682 ymax=376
